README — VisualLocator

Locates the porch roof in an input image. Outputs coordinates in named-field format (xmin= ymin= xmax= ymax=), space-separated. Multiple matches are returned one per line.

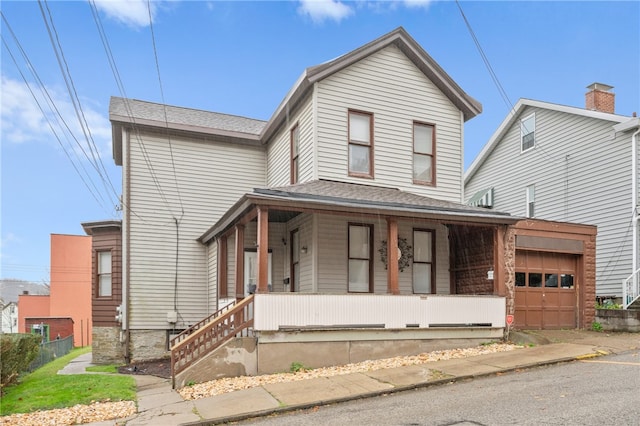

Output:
xmin=200 ymin=180 xmax=519 ymax=243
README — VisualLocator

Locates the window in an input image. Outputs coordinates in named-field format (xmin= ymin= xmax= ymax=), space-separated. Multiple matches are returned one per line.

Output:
xmin=290 ymin=124 xmax=300 ymax=184
xmin=413 ymin=229 xmax=434 ymax=294
xmin=348 ymin=110 xmax=373 ymax=177
xmin=413 ymin=122 xmax=435 ymax=185
xmin=526 ymin=184 xmax=535 ymax=217
xmin=348 ymin=224 xmax=373 ymax=292
xmin=521 ymin=113 xmax=535 ymax=151
xmin=98 ymin=251 xmax=112 ymax=297
xmin=291 ymin=229 xmax=300 ymax=292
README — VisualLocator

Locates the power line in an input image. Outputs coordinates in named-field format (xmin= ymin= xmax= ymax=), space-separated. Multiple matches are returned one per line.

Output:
xmin=0 ymin=29 xmax=111 ymax=215
xmin=146 ymin=0 xmax=185 ymax=218
xmin=38 ymin=0 xmax=120 ymax=210
xmin=455 ymin=0 xmax=562 ymax=167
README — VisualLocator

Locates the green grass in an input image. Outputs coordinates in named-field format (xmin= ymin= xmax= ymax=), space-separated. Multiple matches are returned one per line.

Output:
xmin=0 ymin=347 xmax=136 ymax=416
xmin=85 ymin=364 xmax=121 ymax=373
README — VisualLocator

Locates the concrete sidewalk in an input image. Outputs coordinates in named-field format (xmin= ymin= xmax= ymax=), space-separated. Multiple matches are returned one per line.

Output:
xmin=85 ymin=330 xmax=639 ymax=426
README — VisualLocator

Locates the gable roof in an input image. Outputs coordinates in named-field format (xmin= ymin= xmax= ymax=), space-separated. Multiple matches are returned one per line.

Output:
xmin=261 ymin=27 xmax=482 ymax=142
xmin=464 ymin=98 xmax=631 ymax=184
xmin=200 ymin=180 xmax=517 ymax=243
xmin=109 ymin=97 xmax=266 ymax=165
xmin=110 ymin=27 xmax=480 ymax=164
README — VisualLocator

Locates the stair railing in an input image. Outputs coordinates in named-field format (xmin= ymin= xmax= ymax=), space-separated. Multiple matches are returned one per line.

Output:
xmin=623 ymin=268 xmax=640 ymax=309
xmin=170 ymin=295 xmax=254 ymax=385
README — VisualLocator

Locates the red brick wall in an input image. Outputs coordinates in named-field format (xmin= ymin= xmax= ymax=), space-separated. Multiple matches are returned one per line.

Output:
xmin=450 ymin=226 xmax=495 ymax=295
xmin=585 ymin=89 xmax=615 ymax=114
xmin=25 ymin=317 xmax=74 ymax=342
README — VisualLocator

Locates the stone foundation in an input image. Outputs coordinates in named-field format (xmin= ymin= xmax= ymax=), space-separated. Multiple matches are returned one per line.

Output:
xmin=129 ymin=329 xmax=170 ymax=362
xmin=596 ymin=309 xmax=640 ymax=332
xmin=92 ymin=327 xmax=125 ymax=364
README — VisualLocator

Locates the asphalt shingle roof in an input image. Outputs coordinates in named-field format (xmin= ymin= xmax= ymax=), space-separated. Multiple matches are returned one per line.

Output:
xmin=109 ymin=97 xmax=266 ymax=135
xmin=255 ymin=180 xmax=512 ymax=216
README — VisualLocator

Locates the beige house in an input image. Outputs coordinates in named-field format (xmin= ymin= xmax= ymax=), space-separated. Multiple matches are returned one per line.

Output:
xmin=99 ymin=28 xmax=595 ymax=384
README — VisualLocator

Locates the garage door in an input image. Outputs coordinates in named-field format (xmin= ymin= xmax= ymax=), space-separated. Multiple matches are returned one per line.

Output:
xmin=514 ymin=250 xmax=577 ymax=329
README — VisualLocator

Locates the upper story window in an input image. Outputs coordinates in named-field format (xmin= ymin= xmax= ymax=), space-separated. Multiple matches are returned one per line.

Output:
xmin=348 ymin=110 xmax=373 ymax=178
xmin=526 ymin=184 xmax=535 ymax=217
xmin=413 ymin=122 xmax=435 ymax=185
xmin=98 ymin=251 xmax=112 ymax=297
xmin=290 ymin=124 xmax=300 ymax=184
xmin=521 ymin=113 xmax=535 ymax=152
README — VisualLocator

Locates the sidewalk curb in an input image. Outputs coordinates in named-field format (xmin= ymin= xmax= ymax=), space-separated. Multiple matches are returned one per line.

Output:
xmin=179 ymin=352 xmax=605 ymax=426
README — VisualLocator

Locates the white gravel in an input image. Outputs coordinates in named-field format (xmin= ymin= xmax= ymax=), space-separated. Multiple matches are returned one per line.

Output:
xmin=1 ymin=342 xmax=519 ymax=425
xmin=178 ymin=343 xmax=519 ymax=400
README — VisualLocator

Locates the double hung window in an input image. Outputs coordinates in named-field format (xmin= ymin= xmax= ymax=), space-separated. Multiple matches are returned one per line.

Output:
xmin=348 ymin=224 xmax=373 ymax=292
xmin=98 ymin=251 xmax=112 ymax=297
xmin=290 ymin=124 xmax=299 ymax=184
xmin=348 ymin=111 xmax=373 ymax=177
xmin=413 ymin=229 xmax=434 ymax=294
xmin=521 ymin=114 xmax=535 ymax=152
xmin=413 ymin=122 xmax=435 ymax=185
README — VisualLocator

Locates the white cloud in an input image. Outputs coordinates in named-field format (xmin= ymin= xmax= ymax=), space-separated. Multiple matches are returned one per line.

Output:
xmin=298 ymin=0 xmax=353 ymax=24
xmin=0 ymin=75 xmax=112 ymax=159
xmin=402 ymin=0 xmax=433 ymax=9
xmin=90 ymin=0 xmax=155 ymax=28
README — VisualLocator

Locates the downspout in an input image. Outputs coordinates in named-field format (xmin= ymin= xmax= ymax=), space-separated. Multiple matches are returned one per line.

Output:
xmin=123 ymin=127 xmax=131 ymax=363
xmin=632 ymin=127 xmax=639 ymax=289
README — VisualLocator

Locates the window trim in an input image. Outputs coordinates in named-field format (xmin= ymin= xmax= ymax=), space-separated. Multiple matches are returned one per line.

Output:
xmin=347 ymin=223 xmax=373 ymax=293
xmin=412 ymin=121 xmax=436 ymax=186
xmin=290 ymin=123 xmax=300 ymax=184
xmin=520 ymin=113 xmax=536 ymax=152
xmin=526 ymin=184 xmax=535 ymax=218
xmin=347 ymin=109 xmax=374 ymax=179
xmin=412 ymin=228 xmax=436 ymax=294
xmin=97 ymin=250 xmax=113 ymax=298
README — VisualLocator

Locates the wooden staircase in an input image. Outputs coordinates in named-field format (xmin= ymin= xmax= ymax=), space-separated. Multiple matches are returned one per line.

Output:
xmin=170 ymin=295 xmax=255 ymax=387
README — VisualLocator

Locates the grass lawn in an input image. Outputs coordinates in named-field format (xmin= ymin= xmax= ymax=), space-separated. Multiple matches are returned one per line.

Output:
xmin=0 ymin=347 xmax=136 ymax=416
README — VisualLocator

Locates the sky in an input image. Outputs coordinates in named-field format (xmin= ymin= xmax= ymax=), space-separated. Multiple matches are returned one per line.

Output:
xmin=1 ymin=0 xmax=638 ymax=284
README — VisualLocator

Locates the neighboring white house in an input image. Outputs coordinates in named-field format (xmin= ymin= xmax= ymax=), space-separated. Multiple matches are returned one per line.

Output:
xmin=1 ymin=301 xmax=18 ymax=334
xmin=465 ymin=83 xmax=640 ymax=306
xmin=104 ymin=28 xmax=596 ymax=369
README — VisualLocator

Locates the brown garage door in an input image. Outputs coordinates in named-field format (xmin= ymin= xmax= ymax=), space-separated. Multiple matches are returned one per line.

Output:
xmin=514 ymin=250 xmax=577 ymax=329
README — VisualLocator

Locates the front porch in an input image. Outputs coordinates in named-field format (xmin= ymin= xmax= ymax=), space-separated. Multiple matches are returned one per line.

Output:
xmin=172 ymin=181 xmax=520 ymax=387
xmin=172 ymin=292 xmax=505 ymax=387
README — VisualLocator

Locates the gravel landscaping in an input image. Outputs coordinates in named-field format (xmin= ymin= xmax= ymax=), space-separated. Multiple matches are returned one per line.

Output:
xmin=1 ymin=342 xmax=518 ymax=425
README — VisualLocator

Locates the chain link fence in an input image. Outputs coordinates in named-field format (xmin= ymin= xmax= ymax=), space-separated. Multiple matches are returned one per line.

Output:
xmin=28 ymin=335 xmax=74 ymax=371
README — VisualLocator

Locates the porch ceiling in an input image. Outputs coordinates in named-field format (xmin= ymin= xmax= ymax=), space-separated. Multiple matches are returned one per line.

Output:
xmin=199 ymin=180 xmax=521 ymax=244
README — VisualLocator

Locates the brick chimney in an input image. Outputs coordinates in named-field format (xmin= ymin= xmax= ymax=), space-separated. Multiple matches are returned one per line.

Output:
xmin=585 ymin=83 xmax=615 ymax=114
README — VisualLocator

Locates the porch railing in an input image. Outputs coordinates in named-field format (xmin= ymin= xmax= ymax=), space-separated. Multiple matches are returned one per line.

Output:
xmin=170 ymin=295 xmax=254 ymax=383
xmin=253 ymin=293 xmax=506 ymax=330
xmin=623 ymin=268 xmax=640 ymax=309
xmin=170 ymin=299 xmax=238 ymax=348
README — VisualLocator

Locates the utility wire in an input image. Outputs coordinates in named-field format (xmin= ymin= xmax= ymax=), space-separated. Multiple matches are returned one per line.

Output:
xmin=1 ymin=33 xmax=111 ymax=215
xmin=38 ymin=0 xmax=120 ymax=209
xmin=147 ymin=0 xmax=185 ymax=218
xmin=455 ymin=0 xmax=562 ymax=167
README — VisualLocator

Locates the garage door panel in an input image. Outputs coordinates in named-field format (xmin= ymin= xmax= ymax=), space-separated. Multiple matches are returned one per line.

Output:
xmin=515 ymin=251 xmax=577 ymax=330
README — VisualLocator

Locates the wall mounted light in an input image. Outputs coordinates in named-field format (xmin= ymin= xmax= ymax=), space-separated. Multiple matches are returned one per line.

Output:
xmin=301 ymin=246 xmax=308 ymax=254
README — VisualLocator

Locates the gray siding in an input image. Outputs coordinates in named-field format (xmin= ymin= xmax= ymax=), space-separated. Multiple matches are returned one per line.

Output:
xmin=465 ymin=106 xmax=633 ymax=296
xmin=126 ymin=130 xmax=266 ymax=329
xmin=316 ymin=214 xmax=451 ymax=294
xmin=266 ymin=94 xmax=315 ymax=187
xmin=315 ymin=45 xmax=463 ymax=202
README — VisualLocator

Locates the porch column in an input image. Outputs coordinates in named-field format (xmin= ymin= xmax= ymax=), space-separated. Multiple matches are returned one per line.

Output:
xmin=493 ymin=225 xmax=506 ymax=296
xmin=256 ymin=206 xmax=269 ymax=293
xmin=218 ymin=236 xmax=228 ymax=299
xmin=387 ymin=218 xmax=400 ymax=295
xmin=235 ymin=225 xmax=245 ymax=300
